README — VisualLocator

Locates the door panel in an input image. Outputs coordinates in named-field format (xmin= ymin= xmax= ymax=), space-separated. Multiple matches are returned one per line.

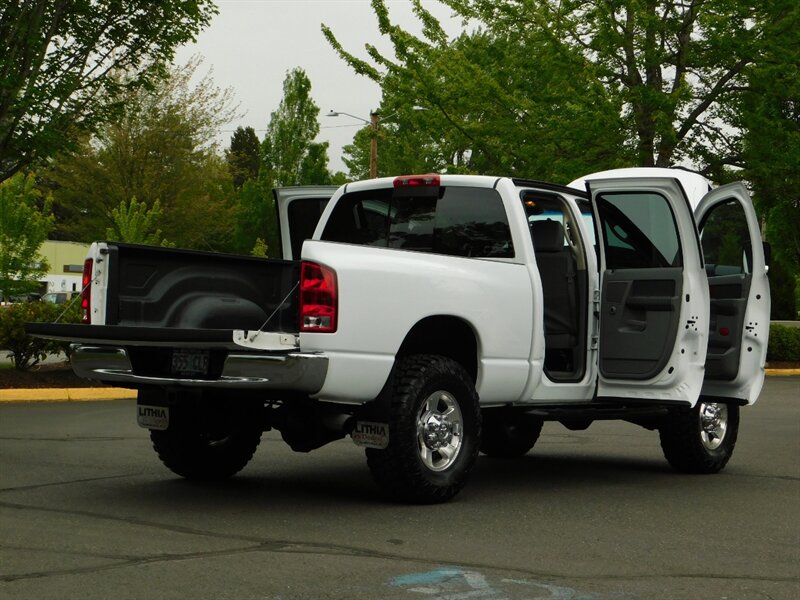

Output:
xmin=588 ymin=177 xmax=709 ymax=404
xmin=695 ymin=183 xmax=770 ymax=404
xmin=706 ymin=274 xmax=750 ymax=380
xmin=600 ymin=268 xmax=681 ymax=379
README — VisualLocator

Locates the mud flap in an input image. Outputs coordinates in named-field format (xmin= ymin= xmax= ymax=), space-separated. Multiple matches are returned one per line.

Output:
xmin=136 ymin=389 xmax=169 ymax=430
xmin=351 ymin=421 xmax=389 ymax=449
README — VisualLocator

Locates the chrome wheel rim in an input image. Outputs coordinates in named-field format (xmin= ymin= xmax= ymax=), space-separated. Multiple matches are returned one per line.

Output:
xmin=416 ymin=390 xmax=463 ymax=472
xmin=699 ymin=402 xmax=728 ymax=450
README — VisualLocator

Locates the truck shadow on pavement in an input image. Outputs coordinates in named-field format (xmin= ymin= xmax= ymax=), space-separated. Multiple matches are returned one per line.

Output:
xmin=113 ymin=446 xmax=678 ymax=511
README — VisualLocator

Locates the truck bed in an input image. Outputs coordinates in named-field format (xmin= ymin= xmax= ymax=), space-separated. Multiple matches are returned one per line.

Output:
xmin=103 ymin=243 xmax=300 ymax=332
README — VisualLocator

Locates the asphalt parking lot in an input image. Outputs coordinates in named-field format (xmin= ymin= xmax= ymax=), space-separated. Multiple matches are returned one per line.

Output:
xmin=1 ymin=377 xmax=798 ymax=600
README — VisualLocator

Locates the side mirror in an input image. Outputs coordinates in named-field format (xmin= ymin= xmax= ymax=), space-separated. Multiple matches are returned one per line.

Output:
xmin=763 ymin=241 xmax=772 ymax=270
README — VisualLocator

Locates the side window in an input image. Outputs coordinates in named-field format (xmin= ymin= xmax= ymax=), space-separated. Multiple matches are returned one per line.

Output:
xmin=597 ymin=192 xmax=682 ymax=269
xmin=321 ymin=187 xmax=514 ymax=259
xmin=700 ymin=199 xmax=751 ymax=275
xmin=435 ymin=187 xmax=513 ymax=258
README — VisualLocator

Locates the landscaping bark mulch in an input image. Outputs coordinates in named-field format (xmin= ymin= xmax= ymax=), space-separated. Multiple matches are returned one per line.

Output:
xmin=0 ymin=361 xmax=104 ymax=389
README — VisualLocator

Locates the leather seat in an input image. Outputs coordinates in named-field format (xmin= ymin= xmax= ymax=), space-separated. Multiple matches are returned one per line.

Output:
xmin=531 ymin=220 xmax=577 ymax=349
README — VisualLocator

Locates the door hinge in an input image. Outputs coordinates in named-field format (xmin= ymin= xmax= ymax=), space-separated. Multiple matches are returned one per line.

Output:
xmin=590 ymin=335 xmax=599 ymax=350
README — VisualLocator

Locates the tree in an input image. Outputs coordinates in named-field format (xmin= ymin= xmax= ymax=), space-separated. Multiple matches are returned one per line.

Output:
xmin=43 ymin=57 xmax=239 ymax=252
xmin=325 ymin=0 xmax=788 ymax=177
xmin=226 ymin=126 xmax=261 ymax=188
xmin=231 ymin=179 xmax=275 ymax=256
xmin=300 ymin=142 xmax=335 ymax=185
xmin=231 ymin=69 xmax=336 ymax=257
xmin=105 ymin=198 xmax=172 ymax=247
xmin=325 ymin=2 xmax=630 ymax=181
xmin=0 ymin=0 xmax=217 ymax=182
xmin=735 ymin=0 xmax=799 ymax=318
xmin=0 ymin=173 xmax=53 ymax=299
xmin=260 ymin=69 xmax=329 ymax=187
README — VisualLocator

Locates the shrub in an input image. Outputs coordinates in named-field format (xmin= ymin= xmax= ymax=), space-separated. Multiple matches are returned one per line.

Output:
xmin=0 ymin=301 xmax=80 ymax=370
xmin=767 ymin=324 xmax=800 ymax=362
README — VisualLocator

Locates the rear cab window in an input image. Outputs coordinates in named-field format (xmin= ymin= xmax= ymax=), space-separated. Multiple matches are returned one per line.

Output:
xmin=321 ymin=185 xmax=514 ymax=259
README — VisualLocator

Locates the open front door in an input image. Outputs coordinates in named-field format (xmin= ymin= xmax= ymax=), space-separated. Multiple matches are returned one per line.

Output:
xmin=588 ymin=178 xmax=709 ymax=404
xmin=695 ymin=183 xmax=770 ymax=404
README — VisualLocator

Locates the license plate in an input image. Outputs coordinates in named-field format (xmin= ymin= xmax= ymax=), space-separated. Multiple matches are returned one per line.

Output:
xmin=171 ymin=349 xmax=209 ymax=376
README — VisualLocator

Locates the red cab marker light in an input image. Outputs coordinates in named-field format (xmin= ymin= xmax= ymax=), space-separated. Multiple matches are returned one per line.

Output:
xmin=393 ymin=174 xmax=441 ymax=188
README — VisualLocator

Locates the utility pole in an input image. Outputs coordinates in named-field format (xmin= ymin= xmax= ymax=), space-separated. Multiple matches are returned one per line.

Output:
xmin=369 ymin=111 xmax=379 ymax=179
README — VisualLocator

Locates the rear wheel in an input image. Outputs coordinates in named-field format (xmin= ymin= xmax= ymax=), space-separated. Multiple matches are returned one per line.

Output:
xmin=659 ymin=400 xmax=739 ymax=474
xmin=480 ymin=410 xmax=543 ymax=458
xmin=366 ymin=355 xmax=480 ymax=504
xmin=149 ymin=394 xmax=262 ymax=480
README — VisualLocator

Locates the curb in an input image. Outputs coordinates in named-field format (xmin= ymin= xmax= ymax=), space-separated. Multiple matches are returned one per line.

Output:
xmin=764 ymin=369 xmax=800 ymax=376
xmin=0 ymin=388 xmax=138 ymax=403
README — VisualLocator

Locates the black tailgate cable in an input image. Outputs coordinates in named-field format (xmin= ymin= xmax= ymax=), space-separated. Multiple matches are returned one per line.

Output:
xmin=52 ymin=279 xmax=92 ymax=324
xmin=248 ymin=281 xmax=299 ymax=342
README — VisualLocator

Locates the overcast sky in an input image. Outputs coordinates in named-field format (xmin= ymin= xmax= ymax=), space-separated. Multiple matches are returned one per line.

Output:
xmin=174 ymin=0 xmax=462 ymax=173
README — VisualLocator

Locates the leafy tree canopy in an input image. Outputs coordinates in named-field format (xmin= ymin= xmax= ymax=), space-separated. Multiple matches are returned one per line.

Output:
xmin=0 ymin=0 xmax=217 ymax=182
xmin=324 ymin=0 xmax=790 ymax=179
xmin=43 ymin=57 xmax=239 ymax=252
xmin=232 ymin=69 xmax=337 ymax=258
xmin=227 ymin=126 xmax=261 ymax=188
xmin=736 ymin=0 xmax=800 ymax=318
xmin=0 ymin=173 xmax=53 ymax=298
xmin=260 ymin=68 xmax=330 ymax=187
xmin=105 ymin=198 xmax=173 ymax=247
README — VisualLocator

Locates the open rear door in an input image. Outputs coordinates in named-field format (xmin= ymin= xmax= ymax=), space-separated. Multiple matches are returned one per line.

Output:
xmin=695 ymin=183 xmax=770 ymax=404
xmin=274 ymin=186 xmax=338 ymax=260
xmin=588 ymin=178 xmax=709 ymax=404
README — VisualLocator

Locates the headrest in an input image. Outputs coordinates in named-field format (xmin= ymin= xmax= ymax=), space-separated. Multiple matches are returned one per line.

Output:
xmin=531 ymin=220 xmax=564 ymax=252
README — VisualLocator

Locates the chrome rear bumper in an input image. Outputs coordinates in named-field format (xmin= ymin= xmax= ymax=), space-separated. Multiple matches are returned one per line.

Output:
xmin=70 ymin=344 xmax=328 ymax=392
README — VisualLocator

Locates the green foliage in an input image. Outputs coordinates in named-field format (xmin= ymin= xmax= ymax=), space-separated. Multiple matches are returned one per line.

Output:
xmin=300 ymin=143 xmax=335 ymax=185
xmin=260 ymin=69 xmax=331 ymax=186
xmin=105 ymin=198 xmax=173 ymax=247
xmin=227 ymin=126 xmax=261 ymax=188
xmin=0 ymin=301 xmax=80 ymax=371
xmin=734 ymin=1 xmax=800 ymax=318
xmin=231 ymin=68 xmax=335 ymax=258
xmin=231 ymin=180 xmax=273 ymax=257
xmin=0 ymin=173 xmax=54 ymax=298
xmin=0 ymin=0 xmax=217 ymax=182
xmin=251 ymin=238 xmax=269 ymax=257
xmin=43 ymin=58 xmax=238 ymax=252
xmin=767 ymin=260 xmax=798 ymax=321
xmin=326 ymin=0 xmax=787 ymax=177
xmin=767 ymin=324 xmax=800 ymax=363
xmin=326 ymin=2 xmax=630 ymax=180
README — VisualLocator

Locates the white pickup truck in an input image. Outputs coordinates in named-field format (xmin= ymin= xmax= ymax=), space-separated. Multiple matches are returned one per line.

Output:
xmin=28 ymin=168 xmax=771 ymax=503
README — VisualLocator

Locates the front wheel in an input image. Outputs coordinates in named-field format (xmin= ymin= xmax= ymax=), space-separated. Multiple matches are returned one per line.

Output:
xmin=659 ymin=400 xmax=739 ymax=474
xmin=366 ymin=355 xmax=481 ymax=504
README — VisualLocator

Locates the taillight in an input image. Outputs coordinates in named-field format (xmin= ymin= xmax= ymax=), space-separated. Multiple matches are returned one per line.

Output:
xmin=299 ymin=261 xmax=337 ymax=333
xmin=81 ymin=258 xmax=93 ymax=323
xmin=393 ymin=174 xmax=440 ymax=188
